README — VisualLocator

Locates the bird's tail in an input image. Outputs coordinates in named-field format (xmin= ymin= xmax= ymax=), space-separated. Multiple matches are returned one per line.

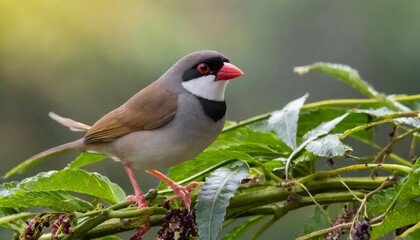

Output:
xmin=4 ymin=138 xmax=84 ymax=178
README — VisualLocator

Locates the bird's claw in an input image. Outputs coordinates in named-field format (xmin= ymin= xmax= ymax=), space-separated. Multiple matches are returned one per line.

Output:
xmin=164 ymin=182 xmax=200 ymax=211
xmin=125 ymin=195 xmax=148 ymax=209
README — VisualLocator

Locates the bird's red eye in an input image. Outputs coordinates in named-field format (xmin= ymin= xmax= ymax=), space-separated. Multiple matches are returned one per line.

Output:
xmin=197 ymin=63 xmax=210 ymax=74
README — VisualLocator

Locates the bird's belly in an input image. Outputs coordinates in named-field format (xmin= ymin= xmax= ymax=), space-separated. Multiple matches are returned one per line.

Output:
xmin=105 ymin=117 xmax=224 ymax=169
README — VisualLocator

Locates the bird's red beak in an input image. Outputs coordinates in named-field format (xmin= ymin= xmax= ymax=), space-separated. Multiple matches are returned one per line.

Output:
xmin=216 ymin=62 xmax=244 ymax=80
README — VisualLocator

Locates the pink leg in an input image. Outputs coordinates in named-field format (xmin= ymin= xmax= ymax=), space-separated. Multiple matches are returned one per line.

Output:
xmin=124 ymin=163 xmax=148 ymax=209
xmin=145 ymin=169 xmax=199 ymax=210
xmin=124 ymin=163 xmax=150 ymax=237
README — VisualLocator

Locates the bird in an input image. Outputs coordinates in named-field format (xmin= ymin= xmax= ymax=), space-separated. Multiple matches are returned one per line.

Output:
xmin=9 ymin=50 xmax=243 ymax=235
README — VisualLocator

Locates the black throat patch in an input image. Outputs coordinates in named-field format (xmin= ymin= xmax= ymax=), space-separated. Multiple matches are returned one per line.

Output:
xmin=197 ymin=97 xmax=226 ymax=122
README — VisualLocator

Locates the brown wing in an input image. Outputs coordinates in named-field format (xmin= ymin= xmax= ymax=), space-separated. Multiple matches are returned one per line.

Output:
xmin=84 ymin=82 xmax=178 ymax=144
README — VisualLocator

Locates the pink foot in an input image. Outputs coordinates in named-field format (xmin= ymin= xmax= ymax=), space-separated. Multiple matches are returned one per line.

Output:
xmin=145 ymin=169 xmax=200 ymax=210
xmin=165 ymin=182 xmax=199 ymax=210
xmin=124 ymin=163 xmax=150 ymax=238
xmin=125 ymin=195 xmax=148 ymax=209
xmin=129 ymin=221 xmax=150 ymax=240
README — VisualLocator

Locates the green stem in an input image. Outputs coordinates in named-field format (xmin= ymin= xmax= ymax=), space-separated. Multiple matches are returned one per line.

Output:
xmin=227 ymin=177 xmax=389 ymax=218
xmin=296 ymin=213 xmax=386 ymax=240
xmin=222 ymin=94 xmax=420 ymax=133
xmin=159 ymin=159 xmax=234 ymax=193
xmin=84 ymin=214 xmax=165 ymax=239
xmin=298 ymin=164 xmax=411 ymax=184
xmin=108 ymin=206 xmax=165 ymax=219
xmin=237 ymin=191 xmax=366 ymax=218
xmin=373 ymin=127 xmax=420 ymax=164
xmin=341 ymin=119 xmax=394 ymax=139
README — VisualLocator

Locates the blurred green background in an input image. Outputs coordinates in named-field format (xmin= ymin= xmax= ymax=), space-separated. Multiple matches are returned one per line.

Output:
xmin=1 ymin=1 xmax=419 ymax=239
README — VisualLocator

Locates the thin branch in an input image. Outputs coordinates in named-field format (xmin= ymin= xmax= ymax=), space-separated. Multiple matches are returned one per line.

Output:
xmin=222 ymin=94 xmax=420 ymax=133
xmin=297 ymin=164 xmax=411 ymax=184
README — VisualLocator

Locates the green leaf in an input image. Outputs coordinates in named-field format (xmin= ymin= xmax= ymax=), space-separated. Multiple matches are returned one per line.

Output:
xmin=158 ymin=149 xmax=253 ymax=190
xmin=0 ymin=212 xmax=35 ymax=225
xmin=302 ymin=113 xmax=349 ymax=142
xmin=354 ymin=107 xmax=420 ymax=128
xmin=370 ymin=201 xmax=420 ymax=240
xmin=294 ymin=62 xmax=409 ymax=112
xmin=222 ymin=215 xmax=265 ymax=240
xmin=196 ymin=161 xmax=249 ymax=240
xmin=0 ymin=188 xmax=93 ymax=211
xmin=304 ymin=206 xmax=331 ymax=234
xmin=96 ymin=236 xmax=123 ymax=240
xmin=0 ymin=208 xmax=31 ymax=232
xmin=354 ymin=107 xmax=394 ymax=117
xmin=268 ymin=94 xmax=308 ymax=150
xmin=394 ymin=222 xmax=420 ymax=240
xmin=1 ymin=168 xmax=125 ymax=210
xmin=396 ymin=160 xmax=420 ymax=204
xmin=305 ymin=134 xmax=352 ymax=157
xmin=285 ymin=113 xmax=349 ymax=177
xmin=298 ymin=109 xmax=372 ymax=144
xmin=394 ymin=117 xmax=420 ymax=128
xmin=367 ymin=187 xmax=398 ymax=216
xmin=68 ymin=152 xmax=108 ymax=168
xmin=369 ymin=162 xmax=420 ymax=239
xmin=214 ymin=126 xmax=291 ymax=153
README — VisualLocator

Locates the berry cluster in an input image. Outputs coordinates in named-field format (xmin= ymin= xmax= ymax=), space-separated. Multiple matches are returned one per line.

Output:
xmin=324 ymin=205 xmax=354 ymax=240
xmin=51 ymin=214 xmax=74 ymax=238
xmin=351 ymin=218 xmax=371 ymax=240
xmin=22 ymin=213 xmax=51 ymax=240
xmin=21 ymin=213 xmax=74 ymax=240
xmin=157 ymin=208 xmax=198 ymax=240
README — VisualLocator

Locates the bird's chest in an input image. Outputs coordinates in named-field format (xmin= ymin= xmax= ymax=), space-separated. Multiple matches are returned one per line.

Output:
xmin=111 ymin=95 xmax=226 ymax=168
xmin=171 ymin=94 xmax=226 ymax=143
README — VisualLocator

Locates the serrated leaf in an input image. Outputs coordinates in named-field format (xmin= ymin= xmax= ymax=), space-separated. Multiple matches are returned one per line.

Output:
xmin=196 ymin=161 xmax=249 ymax=240
xmin=268 ymin=94 xmax=308 ymax=150
xmin=394 ymin=117 xmax=420 ymax=128
xmin=158 ymin=149 xmax=253 ymax=190
xmin=68 ymin=152 xmax=107 ymax=168
xmin=1 ymin=168 xmax=125 ymax=210
xmin=214 ymin=127 xmax=291 ymax=153
xmin=369 ymin=162 xmax=420 ymax=239
xmin=0 ymin=188 xmax=93 ymax=211
xmin=396 ymin=160 xmax=420 ymax=204
xmin=354 ymin=107 xmax=420 ymax=128
xmin=302 ymin=113 xmax=349 ymax=142
xmin=354 ymin=107 xmax=395 ymax=117
xmin=367 ymin=187 xmax=398 ymax=216
xmin=394 ymin=222 xmax=420 ymax=240
xmin=222 ymin=215 xmax=265 ymax=240
xmin=294 ymin=62 xmax=409 ymax=112
xmin=305 ymin=134 xmax=352 ymax=157
xmin=371 ymin=201 xmax=420 ymax=240
xmin=285 ymin=113 xmax=349 ymax=177
xmin=298 ymin=109 xmax=372 ymax=144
